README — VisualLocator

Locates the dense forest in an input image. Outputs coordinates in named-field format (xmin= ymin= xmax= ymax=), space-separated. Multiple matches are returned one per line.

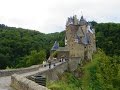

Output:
xmin=95 ymin=23 xmax=120 ymax=56
xmin=0 ymin=22 xmax=120 ymax=69
xmin=0 ymin=24 xmax=65 ymax=69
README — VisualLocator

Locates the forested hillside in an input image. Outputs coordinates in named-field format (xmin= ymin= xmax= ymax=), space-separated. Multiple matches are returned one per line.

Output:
xmin=0 ymin=24 xmax=65 ymax=69
xmin=0 ymin=22 xmax=120 ymax=69
xmin=95 ymin=23 xmax=120 ymax=56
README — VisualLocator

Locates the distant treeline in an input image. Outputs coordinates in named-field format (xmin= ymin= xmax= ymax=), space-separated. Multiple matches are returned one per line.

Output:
xmin=0 ymin=22 xmax=120 ymax=69
xmin=95 ymin=22 xmax=120 ymax=56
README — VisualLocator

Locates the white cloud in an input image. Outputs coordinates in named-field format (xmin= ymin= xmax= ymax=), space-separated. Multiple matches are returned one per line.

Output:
xmin=0 ymin=0 xmax=120 ymax=33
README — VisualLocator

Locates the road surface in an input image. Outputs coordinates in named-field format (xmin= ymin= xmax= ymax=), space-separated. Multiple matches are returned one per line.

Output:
xmin=0 ymin=61 xmax=62 ymax=90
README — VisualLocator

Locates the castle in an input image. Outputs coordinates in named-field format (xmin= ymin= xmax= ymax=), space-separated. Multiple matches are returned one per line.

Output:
xmin=51 ymin=15 xmax=96 ymax=60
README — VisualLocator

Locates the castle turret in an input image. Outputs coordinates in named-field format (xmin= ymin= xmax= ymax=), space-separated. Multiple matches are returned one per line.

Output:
xmin=79 ymin=16 xmax=87 ymax=26
xmin=66 ymin=15 xmax=79 ymax=26
xmin=73 ymin=15 xmax=79 ymax=25
xmin=51 ymin=15 xmax=96 ymax=61
xmin=66 ymin=17 xmax=73 ymax=26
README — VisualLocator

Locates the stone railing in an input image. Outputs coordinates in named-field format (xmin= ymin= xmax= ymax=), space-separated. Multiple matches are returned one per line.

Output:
xmin=11 ymin=74 xmax=49 ymax=90
xmin=0 ymin=65 xmax=42 ymax=77
xmin=0 ymin=59 xmax=62 ymax=77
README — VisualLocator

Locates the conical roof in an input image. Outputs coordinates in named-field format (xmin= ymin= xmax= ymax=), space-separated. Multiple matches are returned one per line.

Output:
xmin=79 ymin=16 xmax=87 ymax=26
xmin=51 ymin=41 xmax=59 ymax=51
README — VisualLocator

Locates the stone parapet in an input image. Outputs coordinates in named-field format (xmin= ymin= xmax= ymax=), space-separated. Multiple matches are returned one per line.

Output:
xmin=10 ymin=58 xmax=80 ymax=90
xmin=11 ymin=74 xmax=49 ymax=90
xmin=0 ymin=65 xmax=42 ymax=77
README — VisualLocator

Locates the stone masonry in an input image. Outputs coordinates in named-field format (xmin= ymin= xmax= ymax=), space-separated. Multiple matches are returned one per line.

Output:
xmin=51 ymin=15 xmax=96 ymax=60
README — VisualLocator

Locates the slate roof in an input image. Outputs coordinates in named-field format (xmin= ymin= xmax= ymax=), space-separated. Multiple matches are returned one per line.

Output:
xmin=66 ymin=17 xmax=74 ymax=26
xmin=82 ymin=33 xmax=91 ymax=45
xmin=51 ymin=41 xmax=59 ymax=50
xmin=75 ymin=32 xmax=90 ymax=45
xmin=79 ymin=16 xmax=87 ymax=26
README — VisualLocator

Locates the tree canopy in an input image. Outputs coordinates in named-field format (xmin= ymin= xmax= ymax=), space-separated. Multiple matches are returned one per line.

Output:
xmin=0 ymin=24 xmax=65 ymax=69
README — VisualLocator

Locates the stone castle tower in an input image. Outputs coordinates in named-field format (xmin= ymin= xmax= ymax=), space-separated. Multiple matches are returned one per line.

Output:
xmin=51 ymin=15 xmax=96 ymax=60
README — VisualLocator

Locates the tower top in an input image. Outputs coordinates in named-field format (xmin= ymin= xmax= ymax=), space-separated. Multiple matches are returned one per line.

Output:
xmin=66 ymin=15 xmax=87 ymax=26
xmin=81 ymin=15 xmax=83 ymax=19
xmin=79 ymin=15 xmax=87 ymax=26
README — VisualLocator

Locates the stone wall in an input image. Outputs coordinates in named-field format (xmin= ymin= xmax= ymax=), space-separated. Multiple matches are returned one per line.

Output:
xmin=11 ymin=58 xmax=80 ymax=90
xmin=27 ymin=58 xmax=81 ymax=81
xmin=68 ymin=57 xmax=81 ymax=71
xmin=39 ymin=61 xmax=68 ymax=81
xmin=11 ymin=74 xmax=49 ymax=90
xmin=0 ymin=65 xmax=42 ymax=77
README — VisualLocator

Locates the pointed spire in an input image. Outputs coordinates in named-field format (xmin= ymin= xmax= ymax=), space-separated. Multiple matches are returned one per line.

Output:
xmin=80 ymin=15 xmax=84 ymax=21
xmin=79 ymin=15 xmax=87 ymax=26
xmin=81 ymin=15 xmax=83 ymax=20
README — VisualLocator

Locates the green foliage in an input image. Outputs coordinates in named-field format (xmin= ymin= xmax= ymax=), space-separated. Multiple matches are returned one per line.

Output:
xmin=82 ymin=49 xmax=120 ymax=90
xmin=0 ymin=54 xmax=9 ymax=69
xmin=17 ymin=50 xmax=46 ymax=67
xmin=0 ymin=24 xmax=65 ymax=69
xmin=51 ymin=51 xmax=58 ymax=58
xmin=95 ymin=23 xmax=120 ymax=56
xmin=48 ymin=81 xmax=71 ymax=90
xmin=47 ymin=72 xmax=83 ymax=90
xmin=48 ymin=81 xmax=81 ymax=90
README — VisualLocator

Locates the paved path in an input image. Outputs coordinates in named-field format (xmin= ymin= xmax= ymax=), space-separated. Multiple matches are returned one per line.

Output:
xmin=0 ymin=61 xmax=63 ymax=90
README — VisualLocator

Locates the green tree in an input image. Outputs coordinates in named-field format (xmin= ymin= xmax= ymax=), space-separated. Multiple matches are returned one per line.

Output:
xmin=24 ymin=50 xmax=46 ymax=67
xmin=82 ymin=49 xmax=120 ymax=90
xmin=0 ymin=54 xmax=9 ymax=69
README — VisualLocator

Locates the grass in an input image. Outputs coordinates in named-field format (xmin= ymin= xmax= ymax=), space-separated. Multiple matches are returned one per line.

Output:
xmin=47 ymin=72 xmax=83 ymax=90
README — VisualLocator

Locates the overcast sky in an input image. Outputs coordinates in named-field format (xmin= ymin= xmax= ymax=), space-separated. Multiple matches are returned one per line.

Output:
xmin=0 ymin=0 xmax=120 ymax=33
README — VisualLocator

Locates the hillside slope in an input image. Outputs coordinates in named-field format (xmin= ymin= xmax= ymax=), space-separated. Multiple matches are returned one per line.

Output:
xmin=0 ymin=24 xmax=65 ymax=69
